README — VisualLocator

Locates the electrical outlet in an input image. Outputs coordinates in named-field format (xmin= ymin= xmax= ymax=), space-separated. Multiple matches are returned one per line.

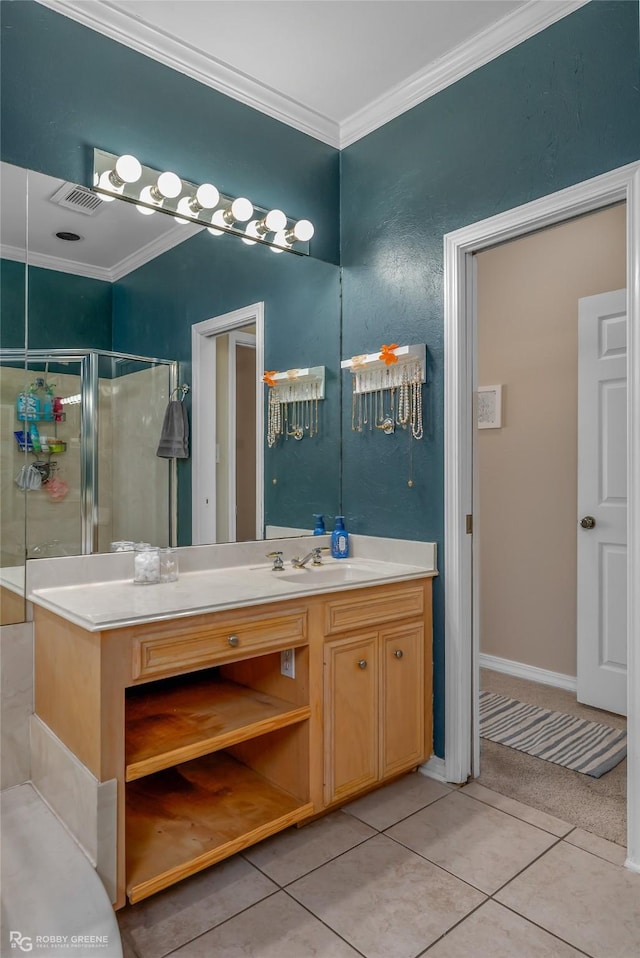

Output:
xmin=280 ymin=648 xmax=295 ymax=679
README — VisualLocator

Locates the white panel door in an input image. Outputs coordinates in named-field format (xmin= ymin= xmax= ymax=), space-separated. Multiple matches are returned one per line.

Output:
xmin=577 ymin=289 xmax=627 ymax=715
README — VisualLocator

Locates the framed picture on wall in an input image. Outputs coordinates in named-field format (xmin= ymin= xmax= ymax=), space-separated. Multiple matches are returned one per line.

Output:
xmin=478 ymin=385 xmax=502 ymax=429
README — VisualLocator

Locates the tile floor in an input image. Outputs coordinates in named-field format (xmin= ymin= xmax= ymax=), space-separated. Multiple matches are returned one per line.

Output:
xmin=117 ymin=773 xmax=640 ymax=958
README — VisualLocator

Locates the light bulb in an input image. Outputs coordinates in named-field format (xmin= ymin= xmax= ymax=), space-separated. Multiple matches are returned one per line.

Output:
xmin=114 ymin=154 xmax=142 ymax=184
xmin=291 ymin=219 xmax=314 ymax=242
xmin=208 ymin=209 xmax=226 ymax=236
xmin=273 ymin=230 xmax=291 ymax=250
xmin=264 ymin=209 xmax=287 ymax=232
xmin=269 ymin=241 xmax=284 ymax=254
xmin=137 ymin=185 xmax=158 ymax=214
xmin=155 ymin=171 xmax=182 ymax=199
xmin=230 ymin=197 xmax=253 ymax=223
xmin=98 ymin=171 xmax=121 ymax=199
xmin=195 ymin=183 xmax=220 ymax=209
xmin=176 ymin=197 xmax=196 ymax=218
xmin=242 ymin=220 xmax=260 ymax=245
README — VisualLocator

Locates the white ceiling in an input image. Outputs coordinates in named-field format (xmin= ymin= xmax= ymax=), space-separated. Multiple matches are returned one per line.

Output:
xmin=37 ymin=0 xmax=587 ymax=148
xmin=0 ymin=163 xmax=201 ymax=282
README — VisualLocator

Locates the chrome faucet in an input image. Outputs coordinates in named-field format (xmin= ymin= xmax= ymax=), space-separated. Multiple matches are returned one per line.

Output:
xmin=291 ymin=546 xmax=329 ymax=568
xmin=266 ymin=551 xmax=285 ymax=571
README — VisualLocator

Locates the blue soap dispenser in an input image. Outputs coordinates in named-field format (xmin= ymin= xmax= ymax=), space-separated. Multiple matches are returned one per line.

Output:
xmin=331 ymin=516 xmax=349 ymax=559
xmin=313 ymin=514 xmax=325 ymax=536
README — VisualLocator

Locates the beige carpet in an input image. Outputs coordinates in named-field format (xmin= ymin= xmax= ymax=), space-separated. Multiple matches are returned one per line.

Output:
xmin=478 ymin=669 xmax=627 ymax=846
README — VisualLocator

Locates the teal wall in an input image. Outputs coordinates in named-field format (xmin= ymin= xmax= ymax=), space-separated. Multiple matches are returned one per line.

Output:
xmin=0 ymin=260 xmax=112 ymax=350
xmin=2 ymin=0 xmax=639 ymax=755
xmin=340 ymin=0 xmax=640 ymax=754
xmin=112 ymin=232 xmax=342 ymax=543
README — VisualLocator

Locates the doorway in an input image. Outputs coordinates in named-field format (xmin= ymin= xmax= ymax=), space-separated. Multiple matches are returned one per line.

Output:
xmin=441 ymin=160 xmax=640 ymax=870
xmin=474 ymin=206 xmax=626 ymax=843
xmin=191 ymin=303 xmax=264 ymax=544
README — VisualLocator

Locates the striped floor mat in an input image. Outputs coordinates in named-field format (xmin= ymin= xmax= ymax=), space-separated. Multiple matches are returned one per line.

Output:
xmin=479 ymin=691 xmax=627 ymax=778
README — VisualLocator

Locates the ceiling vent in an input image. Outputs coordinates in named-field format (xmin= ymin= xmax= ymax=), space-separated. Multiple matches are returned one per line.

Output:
xmin=49 ymin=182 xmax=104 ymax=216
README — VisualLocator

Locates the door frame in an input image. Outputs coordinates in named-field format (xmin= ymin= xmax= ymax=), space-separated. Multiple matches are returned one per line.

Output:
xmin=191 ymin=303 xmax=264 ymax=544
xmin=443 ymin=160 xmax=640 ymax=870
xmin=226 ymin=329 xmax=257 ymax=541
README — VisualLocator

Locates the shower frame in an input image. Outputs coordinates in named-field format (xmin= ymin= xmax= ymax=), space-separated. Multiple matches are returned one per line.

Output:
xmin=2 ymin=348 xmax=179 ymax=554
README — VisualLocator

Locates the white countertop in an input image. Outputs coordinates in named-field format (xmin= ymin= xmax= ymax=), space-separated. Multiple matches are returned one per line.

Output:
xmin=26 ymin=536 xmax=437 ymax=632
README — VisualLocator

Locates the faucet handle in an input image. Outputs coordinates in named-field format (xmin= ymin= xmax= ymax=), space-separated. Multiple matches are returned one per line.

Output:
xmin=312 ymin=546 xmax=330 ymax=565
xmin=266 ymin=550 xmax=284 ymax=571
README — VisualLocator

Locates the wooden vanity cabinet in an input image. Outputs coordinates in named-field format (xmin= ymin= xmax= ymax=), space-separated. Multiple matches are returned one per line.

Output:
xmin=33 ymin=575 xmax=433 ymax=909
xmin=322 ymin=580 xmax=431 ymax=807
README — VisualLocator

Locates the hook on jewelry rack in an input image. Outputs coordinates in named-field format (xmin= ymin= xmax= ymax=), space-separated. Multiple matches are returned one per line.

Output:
xmin=171 ymin=384 xmax=190 ymax=401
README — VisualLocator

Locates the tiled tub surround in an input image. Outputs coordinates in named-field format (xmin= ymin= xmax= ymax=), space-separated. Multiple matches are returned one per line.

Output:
xmin=25 ymin=537 xmax=436 ymax=910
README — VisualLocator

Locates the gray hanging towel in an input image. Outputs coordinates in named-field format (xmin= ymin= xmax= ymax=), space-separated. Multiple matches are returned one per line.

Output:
xmin=156 ymin=400 xmax=189 ymax=458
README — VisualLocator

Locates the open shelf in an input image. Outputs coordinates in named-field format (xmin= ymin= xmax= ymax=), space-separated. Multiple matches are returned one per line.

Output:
xmin=126 ymin=751 xmax=313 ymax=903
xmin=126 ymin=675 xmax=311 ymax=781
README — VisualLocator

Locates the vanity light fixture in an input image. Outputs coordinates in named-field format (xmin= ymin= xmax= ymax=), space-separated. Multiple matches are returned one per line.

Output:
xmin=93 ymin=149 xmax=314 ymax=255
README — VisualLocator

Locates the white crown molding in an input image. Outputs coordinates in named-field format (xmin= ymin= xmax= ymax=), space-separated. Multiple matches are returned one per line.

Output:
xmin=34 ymin=0 xmax=587 ymax=150
xmin=34 ymin=0 xmax=339 ymax=148
xmin=2 ymin=223 xmax=203 ymax=283
xmin=339 ymin=0 xmax=590 ymax=148
xmin=109 ymin=223 xmax=204 ymax=282
xmin=1 ymin=243 xmax=112 ymax=282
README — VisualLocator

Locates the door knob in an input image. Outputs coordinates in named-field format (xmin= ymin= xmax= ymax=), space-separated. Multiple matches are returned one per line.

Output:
xmin=580 ymin=516 xmax=596 ymax=529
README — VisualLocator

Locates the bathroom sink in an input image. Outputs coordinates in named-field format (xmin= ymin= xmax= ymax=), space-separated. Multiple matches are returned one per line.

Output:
xmin=272 ymin=561 xmax=385 ymax=586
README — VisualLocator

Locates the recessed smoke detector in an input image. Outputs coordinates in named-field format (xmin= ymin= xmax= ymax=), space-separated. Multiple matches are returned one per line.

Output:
xmin=50 ymin=182 xmax=103 ymax=216
xmin=55 ymin=231 xmax=82 ymax=242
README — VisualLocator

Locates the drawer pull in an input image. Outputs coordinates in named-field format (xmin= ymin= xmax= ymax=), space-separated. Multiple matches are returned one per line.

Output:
xmin=228 ymin=635 xmax=240 ymax=648
xmin=357 ymin=659 xmax=367 ymax=670
xmin=394 ymin=649 xmax=404 ymax=659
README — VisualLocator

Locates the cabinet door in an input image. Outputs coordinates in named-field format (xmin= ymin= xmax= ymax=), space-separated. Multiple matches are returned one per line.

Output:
xmin=380 ymin=624 xmax=425 ymax=780
xmin=323 ymin=634 xmax=378 ymax=805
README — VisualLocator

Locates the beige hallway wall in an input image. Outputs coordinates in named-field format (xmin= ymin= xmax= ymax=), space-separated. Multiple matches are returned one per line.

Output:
xmin=476 ymin=204 xmax=625 ymax=677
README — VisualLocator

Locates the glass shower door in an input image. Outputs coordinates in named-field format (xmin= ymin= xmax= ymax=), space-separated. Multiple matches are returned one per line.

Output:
xmin=97 ymin=354 xmax=173 ymax=552
xmin=21 ymin=356 xmax=85 ymax=559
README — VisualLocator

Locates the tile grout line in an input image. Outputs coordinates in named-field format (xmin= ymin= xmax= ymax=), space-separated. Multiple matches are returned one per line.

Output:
xmin=458 ymin=785 xmax=576 ymax=838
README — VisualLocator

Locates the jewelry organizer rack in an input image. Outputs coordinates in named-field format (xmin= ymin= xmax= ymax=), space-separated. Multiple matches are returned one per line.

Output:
xmin=263 ymin=365 xmax=325 ymax=446
xmin=341 ymin=344 xmax=426 ymax=440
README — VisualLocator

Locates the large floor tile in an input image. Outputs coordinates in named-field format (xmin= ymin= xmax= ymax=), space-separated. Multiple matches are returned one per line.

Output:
xmin=495 ymin=842 xmax=640 ymax=958
xmin=170 ymin=891 xmax=361 ymax=957
xmin=426 ymin=900 xmax=584 ymax=958
xmin=342 ymin=770 xmax=451 ymax=831
xmin=288 ymin=833 xmax=484 ymax=958
xmin=564 ymin=827 xmax=627 ymax=866
xmin=460 ymin=780 xmax=572 ymax=836
xmin=243 ymin=810 xmax=375 ymax=885
xmin=386 ymin=790 xmax=557 ymax=894
xmin=117 ymin=856 xmax=277 ymax=958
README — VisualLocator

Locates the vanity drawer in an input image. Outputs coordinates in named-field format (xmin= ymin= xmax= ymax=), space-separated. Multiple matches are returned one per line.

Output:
xmin=131 ymin=608 xmax=308 ymax=680
xmin=324 ymin=581 xmax=426 ymax=636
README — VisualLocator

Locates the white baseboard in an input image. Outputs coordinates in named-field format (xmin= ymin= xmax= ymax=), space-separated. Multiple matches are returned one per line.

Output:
xmin=419 ymin=755 xmax=448 ymax=783
xmin=479 ymin=652 xmax=577 ymax=692
xmin=625 ymin=857 xmax=640 ymax=874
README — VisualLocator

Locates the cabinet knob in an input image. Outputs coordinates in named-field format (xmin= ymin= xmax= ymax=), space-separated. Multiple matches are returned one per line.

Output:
xmin=394 ymin=649 xmax=404 ymax=659
xmin=228 ymin=634 xmax=240 ymax=648
xmin=357 ymin=659 xmax=367 ymax=670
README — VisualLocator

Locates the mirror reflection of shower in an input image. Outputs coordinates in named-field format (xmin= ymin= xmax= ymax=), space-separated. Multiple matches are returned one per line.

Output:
xmin=1 ymin=348 xmax=177 ymax=562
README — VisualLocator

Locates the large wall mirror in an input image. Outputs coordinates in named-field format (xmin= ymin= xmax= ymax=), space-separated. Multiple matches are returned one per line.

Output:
xmin=0 ymin=161 xmax=342 ymax=623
